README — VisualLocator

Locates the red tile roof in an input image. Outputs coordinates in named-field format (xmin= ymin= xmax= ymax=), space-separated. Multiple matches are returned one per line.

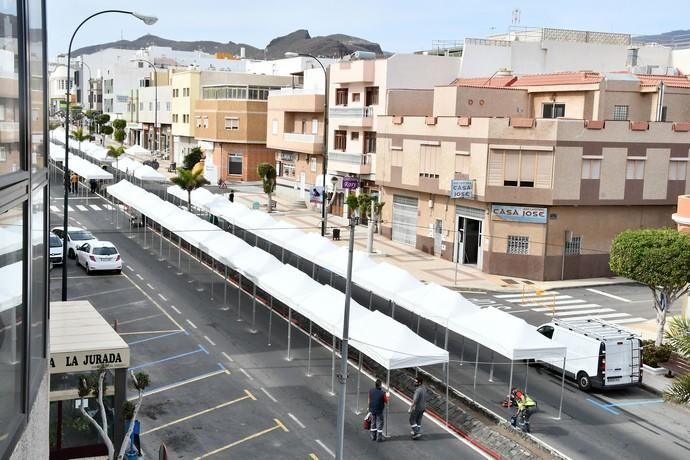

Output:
xmin=452 ymin=71 xmax=603 ymax=88
xmin=636 ymin=74 xmax=690 ymax=88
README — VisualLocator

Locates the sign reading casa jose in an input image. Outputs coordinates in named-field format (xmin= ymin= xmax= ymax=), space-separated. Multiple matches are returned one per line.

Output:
xmin=450 ymin=180 xmax=474 ymax=199
xmin=50 ymin=349 xmax=130 ymax=374
xmin=491 ymin=205 xmax=548 ymax=224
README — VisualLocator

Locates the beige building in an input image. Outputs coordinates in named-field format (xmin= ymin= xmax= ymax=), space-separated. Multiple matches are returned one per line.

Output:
xmin=377 ymin=71 xmax=690 ymax=280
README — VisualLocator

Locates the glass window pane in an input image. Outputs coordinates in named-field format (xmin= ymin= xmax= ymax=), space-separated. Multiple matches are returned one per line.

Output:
xmin=29 ymin=0 xmax=45 ymax=172
xmin=31 ymin=187 xmax=46 ymax=378
xmin=0 ymin=1 xmax=20 ymax=176
xmin=0 ymin=202 xmax=25 ymax=453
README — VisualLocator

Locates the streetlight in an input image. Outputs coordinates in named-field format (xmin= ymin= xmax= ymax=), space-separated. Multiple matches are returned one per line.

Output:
xmin=130 ymin=57 xmax=158 ymax=156
xmin=79 ymin=59 xmax=93 ymax=111
xmin=61 ymin=10 xmax=157 ymax=302
xmin=285 ymin=51 xmax=329 ymax=237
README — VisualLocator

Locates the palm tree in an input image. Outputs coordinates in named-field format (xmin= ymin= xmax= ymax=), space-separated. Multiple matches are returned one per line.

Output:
xmin=663 ymin=317 xmax=690 ymax=405
xmin=70 ymin=127 xmax=92 ymax=158
xmin=257 ymin=162 xmax=276 ymax=213
xmin=107 ymin=145 xmax=125 ymax=181
xmin=170 ymin=168 xmax=209 ymax=212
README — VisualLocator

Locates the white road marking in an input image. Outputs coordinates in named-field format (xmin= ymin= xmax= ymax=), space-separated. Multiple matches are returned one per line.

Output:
xmin=146 ymin=283 xmax=155 ymax=290
xmin=67 ymin=205 xmax=74 ymax=211
xmin=494 ymin=291 xmax=559 ymax=299
xmin=552 ymin=308 xmax=616 ymax=317
xmin=185 ymin=319 xmax=197 ymax=329
xmin=505 ymin=295 xmax=573 ymax=303
xmin=239 ymin=368 xmax=253 ymax=380
xmin=609 ymin=317 xmax=648 ymax=324
xmin=260 ymin=387 xmax=278 ymax=403
xmin=50 ymin=205 xmax=59 ymax=212
xmin=221 ymin=352 xmax=234 ymax=362
xmin=126 ymin=265 xmax=134 ymax=272
xmin=158 ymin=293 xmax=167 ymax=301
xmin=315 ymin=440 xmax=335 ymax=458
xmin=76 ymin=205 xmax=88 ymax=211
xmin=104 ymin=204 xmax=113 ymax=210
xmin=519 ymin=299 xmax=586 ymax=307
xmin=287 ymin=413 xmax=305 ymax=429
xmin=203 ymin=335 xmax=216 ymax=346
xmin=89 ymin=204 xmax=101 ymax=210
xmin=531 ymin=303 xmax=602 ymax=312
xmin=170 ymin=305 xmax=181 ymax=314
xmin=561 ymin=313 xmax=630 ymax=321
xmin=586 ymin=288 xmax=632 ymax=303
xmin=136 ymin=274 xmax=144 ymax=280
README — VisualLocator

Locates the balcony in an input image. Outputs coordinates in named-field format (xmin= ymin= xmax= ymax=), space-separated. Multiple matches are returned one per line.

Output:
xmin=267 ymin=131 xmax=322 ymax=155
xmin=327 ymin=151 xmax=373 ymax=175
xmin=284 ymin=132 xmax=319 ymax=143
xmin=329 ymin=106 xmax=374 ymax=127
xmin=331 ymin=60 xmax=375 ymax=83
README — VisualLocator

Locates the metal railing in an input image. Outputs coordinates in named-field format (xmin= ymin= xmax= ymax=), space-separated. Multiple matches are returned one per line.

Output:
xmin=328 ymin=151 xmax=369 ymax=165
xmin=329 ymin=106 xmax=374 ymax=118
xmin=283 ymin=132 xmax=319 ymax=143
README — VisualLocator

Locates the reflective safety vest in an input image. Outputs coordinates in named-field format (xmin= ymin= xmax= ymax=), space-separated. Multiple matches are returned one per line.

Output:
xmin=517 ymin=394 xmax=537 ymax=410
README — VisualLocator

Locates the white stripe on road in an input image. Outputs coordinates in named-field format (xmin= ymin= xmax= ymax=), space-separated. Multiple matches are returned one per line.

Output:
xmin=89 ymin=204 xmax=101 ymax=210
xmin=158 ymin=293 xmax=167 ymax=301
xmin=531 ymin=303 xmax=602 ymax=312
xmin=561 ymin=313 xmax=630 ymax=321
xmin=170 ymin=305 xmax=181 ymax=314
xmin=50 ymin=205 xmax=59 ymax=212
xmin=239 ymin=368 xmax=253 ymax=380
xmin=315 ymin=440 xmax=335 ymax=459
xmin=67 ymin=205 xmax=74 ymax=211
xmin=608 ymin=317 xmax=648 ymax=324
xmin=552 ymin=308 xmax=616 ymax=316
xmin=185 ymin=319 xmax=197 ymax=329
xmin=136 ymin=274 xmax=143 ymax=280
xmin=505 ymin=295 xmax=573 ymax=303
xmin=586 ymin=288 xmax=632 ymax=303
xmin=126 ymin=265 xmax=134 ymax=272
xmin=288 ymin=413 xmax=305 ymax=429
xmin=76 ymin=205 xmax=88 ymax=211
xmin=146 ymin=283 xmax=155 ymax=290
xmin=221 ymin=352 xmax=234 ymax=362
xmin=104 ymin=204 xmax=113 ymax=210
xmin=203 ymin=335 xmax=216 ymax=346
xmin=519 ymin=299 xmax=586 ymax=307
xmin=260 ymin=387 xmax=277 ymax=403
xmin=494 ymin=291 xmax=559 ymax=299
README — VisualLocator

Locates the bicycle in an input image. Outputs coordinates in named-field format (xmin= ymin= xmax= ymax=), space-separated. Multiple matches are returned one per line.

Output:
xmin=217 ymin=179 xmax=227 ymax=189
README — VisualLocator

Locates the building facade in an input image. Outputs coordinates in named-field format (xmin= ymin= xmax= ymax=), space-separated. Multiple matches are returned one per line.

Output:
xmin=377 ymin=71 xmax=690 ymax=280
xmin=1 ymin=0 xmax=50 ymax=458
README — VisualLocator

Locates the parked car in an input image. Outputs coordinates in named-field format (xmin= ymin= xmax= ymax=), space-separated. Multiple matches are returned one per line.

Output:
xmin=536 ymin=318 xmax=643 ymax=391
xmin=143 ymin=159 xmax=159 ymax=170
xmin=75 ymin=241 xmax=122 ymax=275
xmin=51 ymin=226 xmax=98 ymax=259
xmin=49 ymin=233 xmax=63 ymax=265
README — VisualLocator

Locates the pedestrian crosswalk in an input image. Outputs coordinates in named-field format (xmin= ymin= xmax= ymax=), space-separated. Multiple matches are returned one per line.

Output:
xmin=49 ymin=203 xmax=113 ymax=213
xmin=493 ymin=291 xmax=647 ymax=325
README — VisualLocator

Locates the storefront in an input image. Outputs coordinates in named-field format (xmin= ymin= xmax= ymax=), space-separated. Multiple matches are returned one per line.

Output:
xmin=49 ymin=301 xmax=130 ymax=460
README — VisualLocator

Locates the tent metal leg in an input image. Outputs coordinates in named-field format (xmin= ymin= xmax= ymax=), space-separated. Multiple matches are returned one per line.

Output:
xmin=385 ymin=369 xmax=391 ymax=437
xmin=443 ymin=326 xmax=449 ymax=374
xmin=525 ymin=360 xmax=529 ymax=393
xmin=330 ymin=336 xmax=336 ymax=395
xmin=488 ymin=351 xmax=495 ymax=382
xmin=557 ymin=357 xmax=566 ymax=420
xmin=158 ymin=226 xmax=163 ymax=260
xmin=281 ymin=247 xmax=285 ymax=263
xmin=355 ymin=353 xmax=362 ymax=415
xmin=236 ymin=274 xmax=242 ymax=322
xmin=473 ymin=344 xmax=480 ymax=398
xmin=210 ymin=260 xmax=214 ymax=300
xmin=369 ymin=291 xmax=373 ymax=311
xmin=330 ymin=272 xmax=334 ymax=287
xmin=267 ymin=296 xmax=274 ymax=346
xmin=250 ymin=284 xmax=257 ymax=334
xmin=459 ymin=337 xmax=465 ymax=366
xmin=306 ymin=321 xmax=313 ymax=377
xmin=446 ymin=360 xmax=450 ymax=427
xmin=390 ymin=301 xmax=396 ymax=319
xmin=312 ymin=263 xmax=316 ymax=279
xmin=507 ymin=361 xmax=514 ymax=398
xmin=286 ymin=308 xmax=292 ymax=361
xmin=416 ymin=316 xmax=421 ymax=335
xmin=223 ymin=266 xmax=228 ymax=310
xmin=177 ymin=237 xmax=181 ymax=272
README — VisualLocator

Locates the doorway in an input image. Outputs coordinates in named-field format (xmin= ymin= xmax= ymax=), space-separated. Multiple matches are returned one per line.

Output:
xmin=457 ymin=216 xmax=482 ymax=266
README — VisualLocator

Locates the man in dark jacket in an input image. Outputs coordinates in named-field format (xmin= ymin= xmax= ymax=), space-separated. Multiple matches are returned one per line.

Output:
xmin=368 ymin=379 xmax=388 ymax=442
xmin=409 ymin=376 xmax=427 ymax=439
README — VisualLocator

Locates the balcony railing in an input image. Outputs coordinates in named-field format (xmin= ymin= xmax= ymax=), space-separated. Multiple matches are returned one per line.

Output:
xmin=328 ymin=151 xmax=370 ymax=165
xmin=329 ymin=106 xmax=374 ymax=118
xmin=283 ymin=132 xmax=319 ymax=143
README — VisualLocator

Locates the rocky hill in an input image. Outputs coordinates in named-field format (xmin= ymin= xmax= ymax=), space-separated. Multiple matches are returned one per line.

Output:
xmin=635 ymin=29 xmax=690 ymax=47
xmin=71 ymin=29 xmax=384 ymax=59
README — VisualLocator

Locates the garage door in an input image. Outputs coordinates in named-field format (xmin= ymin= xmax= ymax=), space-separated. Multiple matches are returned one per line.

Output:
xmin=392 ymin=195 xmax=418 ymax=246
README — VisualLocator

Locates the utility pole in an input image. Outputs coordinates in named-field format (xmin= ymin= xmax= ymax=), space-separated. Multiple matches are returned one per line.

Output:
xmin=335 ymin=216 xmax=357 ymax=459
xmin=367 ymin=199 xmax=374 ymax=254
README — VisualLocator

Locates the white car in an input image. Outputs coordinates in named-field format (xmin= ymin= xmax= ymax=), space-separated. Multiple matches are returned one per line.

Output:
xmin=51 ymin=226 xmax=98 ymax=259
xmin=75 ymin=241 xmax=122 ymax=275
xmin=49 ymin=233 xmax=63 ymax=265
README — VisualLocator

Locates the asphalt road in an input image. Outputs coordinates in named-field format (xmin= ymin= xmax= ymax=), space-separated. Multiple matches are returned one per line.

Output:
xmin=49 ymin=183 xmax=485 ymax=459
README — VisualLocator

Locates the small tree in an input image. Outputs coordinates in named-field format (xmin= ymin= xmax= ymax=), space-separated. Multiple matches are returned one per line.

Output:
xmin=182 ymin=147 xmax=204 ymax=170
xmin=609 ymin=228 xmax=690 ymax=346
xmin=116 ymin=372 xmax=150 ymax=460
xmin=170 ymin=167 xmax=209 ymax=212
xmin=112 ymin=119 xmax=127 ymax=145
xmin=107 ymin=145 xmax=126 ymax=180
xmin=257 ymin=162 xmax=276 ymax=212
xmin=345 ymin=193 xmax=359 ymax=217
xmin=49 ymin=120 xmax=61 ymax=142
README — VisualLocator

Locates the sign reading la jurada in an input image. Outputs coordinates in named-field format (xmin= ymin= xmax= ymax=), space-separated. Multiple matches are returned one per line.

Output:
xmin=50 ymin=350 xmax=130 ymax=374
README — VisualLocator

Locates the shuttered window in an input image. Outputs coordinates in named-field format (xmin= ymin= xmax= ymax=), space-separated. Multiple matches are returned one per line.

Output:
xmin=489 ymin=148 xmax=553 ymax=188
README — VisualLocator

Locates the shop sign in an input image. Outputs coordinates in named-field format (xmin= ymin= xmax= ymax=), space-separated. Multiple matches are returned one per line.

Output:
xmin=309 ymin=185 xmax=324 ymax=203
xmin=342 ymin=176 xmax=359 ymax=190
xmin=491 ymin=205 xmax=548 ymax=224
xmin=450 ymin=180 xmax=474 ymax=199
xmin=50 ymin=349 xmax=130 ymax=374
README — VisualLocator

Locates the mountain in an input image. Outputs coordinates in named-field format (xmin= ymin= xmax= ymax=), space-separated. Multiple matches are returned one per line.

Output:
xmin=635 ymin=29 xmax=690 ymax=47
xmin=70 ymin=30 xmax=384 ymax=60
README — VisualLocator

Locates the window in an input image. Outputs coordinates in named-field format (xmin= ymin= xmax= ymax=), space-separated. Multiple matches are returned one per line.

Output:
xmin=613 ymin=105 xmax=629 ymax=121
xmin=364 ymin=131 xmax=376 ymax=154
xmin=172 ymin=114 xmax=178 ymax=123
xmin=507 ymin=235 xmax=529 ymax=255
xmin=0 ymin=146 xmax=6 ymax=161
xmin=581 ymin=158 xmax=601 ymax=179
xmin=173 ymin=88 xmax=178 ymax=97
xmin=352 ymin=93 xmax=360 ymax=102
xmin=195 ymin=116 xmax=202 ymax=128
xmin=311 ymin=119 xmax=318 ymax=135
xmin=351 ymin=131 xmax=359 ymax=141
xmin=228 ymin=154 xmax=243 ymax=175
xmin=166 ymin=102 xmax=171 ymax=111
xmin=488 ymin=149 xmax=553 ymax=189
xmin=224 ymin=117 xmax=239 ymax=130
xmin=503 ymin=152 xmax=534 ymax=187
xmin=310 ymin=156 xmax=317 ymax=172
xmin=334 ymin=130 xmax=347 ymax=150
xmin=661 ymin=106 xmax=668 ymax=122
xmin=149 ymin=102 xmax=153 ymax=111
xmin=203 ymin=116 xmax=208 ymax=129
xmin=366 ymin=86 xmax=379 ymax=106
xmin=626 ymin=159 xmax=645 ymax=180
xmin=669 ymin=160 xmax=687 ymax=181
xmin=271 ymin=119 xmax=278 ymax=135
xmin=542 ymin=102 xmax=565 ymax=118
xmin=183 ymin=114 xmax=189 ymax=123
xmin=565 ymin=236 xmax=582 ymax=256
xmin=336 ymin=88 xmax=348 ymax=106
xmin=183 ymin=87 xmax=190 ymax=97
xmin=301 ymin=120 xmax=307 ymax=134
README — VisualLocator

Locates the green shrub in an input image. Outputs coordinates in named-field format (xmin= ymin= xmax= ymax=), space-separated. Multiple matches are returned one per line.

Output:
xmin=663 ymin=373 xmax=690 ymax=405
xmin=642 ymin=340 xmax=673 ymax=367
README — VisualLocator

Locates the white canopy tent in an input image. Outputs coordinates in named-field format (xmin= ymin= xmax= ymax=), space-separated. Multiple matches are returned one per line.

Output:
xmin=125 ymin=144 xmax=150 ymax=156
xmin=312 ymin=245 xmax=376 ymax=280
xmin=133 ymin=165 xmax=167 ymax=182
xmin=66 ymin=155 xmax=113 ymax=180
xmin=352 ymin=262 xmax=426 ymax=315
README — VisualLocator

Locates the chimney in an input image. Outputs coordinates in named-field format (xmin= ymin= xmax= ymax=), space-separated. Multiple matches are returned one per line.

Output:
xmin=627 ymin=47 xmax=639 ymax=67
xmin=240 ymin=47 xmax=245 ymax=59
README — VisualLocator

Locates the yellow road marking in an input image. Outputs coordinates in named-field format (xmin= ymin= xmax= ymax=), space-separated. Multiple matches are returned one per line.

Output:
xmin=118 ymin=329 xmax=182 ymax=336
xmin=309 ymin=453 xmax=319 ymax=460
xmin=194 ymin=419 xmax=289 ymax=459
xmin=123 ymin=273 xmax=185 ymax=330
xmin=245 ymin=389 xmax=257 ymax=401
xmin=142 ymin=392 xmax=255 ymax=436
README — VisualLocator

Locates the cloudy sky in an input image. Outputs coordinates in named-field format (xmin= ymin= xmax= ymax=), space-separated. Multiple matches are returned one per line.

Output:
xmin=47 ymin=0 xmax=690 ymax=58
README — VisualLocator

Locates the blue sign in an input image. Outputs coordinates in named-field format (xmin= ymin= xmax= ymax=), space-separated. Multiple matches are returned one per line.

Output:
xmin=491 ymin=205 xmax=548 ymax=224
xmin=309 ymin=186 xmax=324 ymax=203
xmin=450 ymin=180 xmax=474 ymax=199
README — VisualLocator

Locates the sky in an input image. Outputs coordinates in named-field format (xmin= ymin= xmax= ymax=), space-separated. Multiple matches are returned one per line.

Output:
xmin=47 ymin=0 xmax=690 ymax=58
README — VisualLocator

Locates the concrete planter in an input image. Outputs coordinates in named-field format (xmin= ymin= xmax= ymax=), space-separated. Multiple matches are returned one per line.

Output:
xmin=643 ymin=364 xmax=668 ymax=375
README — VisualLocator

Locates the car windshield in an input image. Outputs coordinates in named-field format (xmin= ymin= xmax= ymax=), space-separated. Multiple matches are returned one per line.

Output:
xmin=49 ymin=235 xmax=62 ymax=247
xmin=93 ymin=247 xmax=117 ymax=256
xmin=70 ymin=230 xmax=95 ymax=241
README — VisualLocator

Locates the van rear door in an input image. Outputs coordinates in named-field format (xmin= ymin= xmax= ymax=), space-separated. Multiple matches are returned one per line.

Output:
xmin=603 ymin=339 xmax=634 ymax=385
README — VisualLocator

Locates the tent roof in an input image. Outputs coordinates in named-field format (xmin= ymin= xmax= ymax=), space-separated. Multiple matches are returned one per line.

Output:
xmin=227 ymin=246 xmax=281 ymax=281
xmin=396 ymin=282 xmax=480 ymax=324
xmin=257 ymin=264 xmax=316 ymax=307
xmin=285 ymin=232 xmax=338 ymax=259
xmin=125 ymin=144 xmax=150 ymax=155
xmin=134 ymin=165 xmax=167 ymax=182
xmin=312 ymin=245 xmax=375 ymax=277
xmin=295 ymin=284 xmax=369 ymax=338
xmin=67 ymin=155 xmax=113 ymax=180
xmin=353 ymin=262 xmax=425 ymax=302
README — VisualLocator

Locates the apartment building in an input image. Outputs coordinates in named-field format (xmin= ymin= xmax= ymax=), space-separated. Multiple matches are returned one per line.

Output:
xmin=1 ymin=1 xmax=50 ymax=459
xmin=673 ymin=195 xmax=690 ymax=233
xmin=266 ymin=68 xmax=326 ymax=199
xmin=127 ymin=69 xmax=172 ymax=157
xmin=327 ymin=54 xmax=461 ymax=215
xmin=192 ymin=73 xmax=292 ymax=183
xmin=377 ymin=70 xmax=690 ymax=280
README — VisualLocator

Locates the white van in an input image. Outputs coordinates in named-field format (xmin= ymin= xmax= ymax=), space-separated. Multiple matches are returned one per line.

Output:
xmin=536 ymin=319 xmax=642 ymax=391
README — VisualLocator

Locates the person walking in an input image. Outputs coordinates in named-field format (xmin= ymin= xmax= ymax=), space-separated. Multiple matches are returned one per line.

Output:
xmin=510 ymin=388 xmax=537 ymax=432
xmin=131 ymin=419 xmax=142 ymax=456
xmin=228 ymin=189 xmax=235 ymax=203
xmin=70 ymin=172 xmax=78 ymax=193
xmin=368 ymin=379 xmax=388 ymax=442
xmin=409 ymin=376 xmax=427 ymax=439
xmin=89 ymin=179 xmax=97 ymax=194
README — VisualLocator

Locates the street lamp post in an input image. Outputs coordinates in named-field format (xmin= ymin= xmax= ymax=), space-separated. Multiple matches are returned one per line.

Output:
xmin=80 ymin=59 xmax=93 ymax=111
xmin=285 ymin=51 xmax=329 ymax=237
xmin=61 ymin=10 xmax=157 ymax=302
xmin=130 ymin=58 xmax=158 ymax=156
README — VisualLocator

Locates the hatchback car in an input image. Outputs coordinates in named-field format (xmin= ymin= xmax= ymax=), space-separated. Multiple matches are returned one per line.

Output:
xmin=75 ymin=241 xmax=122 ymax=274
xmin=51 ymin=226 xmax=98 ymax=259
xmin=49 ymin=233 xmax=63 ymax=265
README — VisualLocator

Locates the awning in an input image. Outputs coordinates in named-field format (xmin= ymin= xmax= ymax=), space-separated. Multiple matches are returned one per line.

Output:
xmin=353 ymin=262 xmax=425 ymax=303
